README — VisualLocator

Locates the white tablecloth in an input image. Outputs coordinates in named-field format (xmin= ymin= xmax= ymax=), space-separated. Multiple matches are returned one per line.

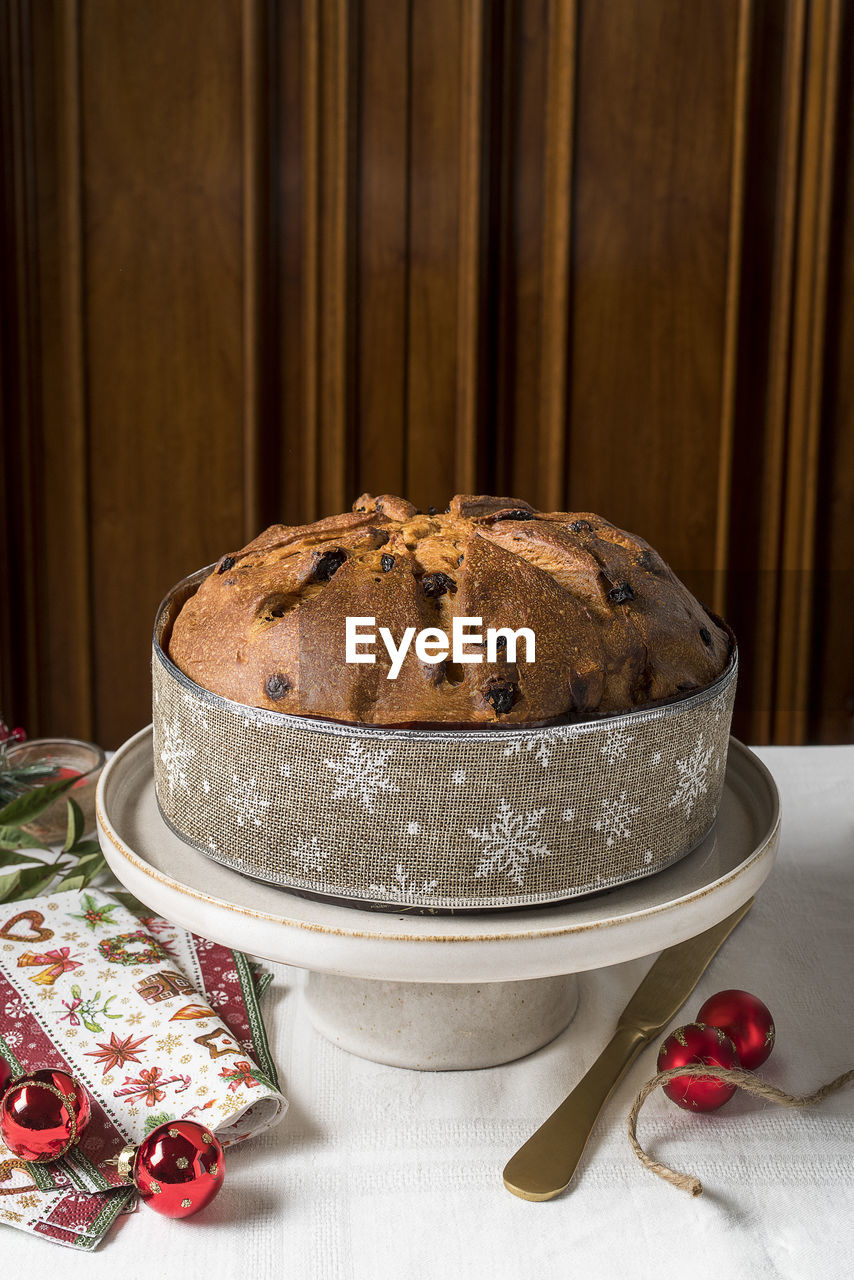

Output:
xmin=5 ymin=746 xmax=853 ymax=1278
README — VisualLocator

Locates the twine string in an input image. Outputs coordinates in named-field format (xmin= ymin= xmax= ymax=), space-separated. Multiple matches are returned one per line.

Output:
xmin=627 ymin=1064 xmax=854 ymax=1196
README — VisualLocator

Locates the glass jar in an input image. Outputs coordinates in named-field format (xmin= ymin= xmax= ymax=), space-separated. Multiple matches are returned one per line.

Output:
xmin=3 ymin=738 xmax=106 ymax=845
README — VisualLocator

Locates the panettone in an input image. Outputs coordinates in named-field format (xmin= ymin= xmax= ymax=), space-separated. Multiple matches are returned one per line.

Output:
xmin=167 ymin=494 xmax=731 ymax=728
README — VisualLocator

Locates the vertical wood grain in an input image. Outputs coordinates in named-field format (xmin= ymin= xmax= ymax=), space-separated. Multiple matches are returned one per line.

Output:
xmin=744 ymin=0 xmax=807 ymax=744
xmin=539 ymin=0 xmax=575 ymax=513
xmin=355 ymin=0 xmax=410 ymax=498
xmin=489 ymin=0 xmax=518 ymax=497
xmin=712 ymin=0 xmax=752 ymax=619
xmin=1 ymin=0 xmax=98 ymax=741
xmin=0 ymin=0 xmax=41 ymax=730
xmin=303 ymin=0 xmax=358 ymax=520
xmin=406 ymin=0 xmax=461 ymax=509
xmin=273 ymin=0 xmax=308 ymax=526
xmin=504 ymin=0 xmax=549 ymax=501
xmin=455 ymin=0 xmax=485 ymax=494
xmin=82 ymin=0 xmax=245 ymax=746
xmin=301 ymin=0 xmax=320 ymax=518
xmin=318 ymin=0 xmax=357 ymax=516
xmin=567 ymin=0 xmax=739 ymax=599
xmin=242 ymin=0 xmax=264 ymax=542
xmin=808 ymin=3 xmax=854 ymax=743
xmin=775 ymin=0 xmax=843 ymax=742
xmin=48 ymin=0 xmax=94 ymax=738
xmin=3 ymin=0 xmax=854 ymax=748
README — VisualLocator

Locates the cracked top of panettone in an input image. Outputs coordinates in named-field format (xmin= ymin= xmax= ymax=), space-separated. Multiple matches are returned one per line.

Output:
xmin=166 ymin=493 xmax=733 ymax=727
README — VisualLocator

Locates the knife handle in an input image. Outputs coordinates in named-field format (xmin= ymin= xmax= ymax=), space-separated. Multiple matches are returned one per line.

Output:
xmin=503 ymin=1024 xmax=648 ymax=1201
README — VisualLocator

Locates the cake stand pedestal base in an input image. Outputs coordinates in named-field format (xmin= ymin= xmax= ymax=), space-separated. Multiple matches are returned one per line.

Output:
xmin=303 ymin=972 xmax=579 ymax=1070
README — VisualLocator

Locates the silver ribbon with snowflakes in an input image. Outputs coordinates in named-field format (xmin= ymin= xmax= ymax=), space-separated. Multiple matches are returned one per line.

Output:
xmin=152 ymin=584 xmax=737 ymax=911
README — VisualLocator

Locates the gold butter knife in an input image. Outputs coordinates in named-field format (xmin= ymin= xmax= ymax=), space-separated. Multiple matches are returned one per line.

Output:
xmin=503 ymin=898 xmax=753 ymax=1201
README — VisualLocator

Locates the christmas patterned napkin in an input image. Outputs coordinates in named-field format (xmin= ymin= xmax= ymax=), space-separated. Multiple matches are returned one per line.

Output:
xmin=0 ymin=888 xmax=287 ymax=1249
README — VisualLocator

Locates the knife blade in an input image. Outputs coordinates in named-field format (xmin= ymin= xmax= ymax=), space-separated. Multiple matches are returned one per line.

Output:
xmin=502 ymin=898 xmax=753 ymax=1201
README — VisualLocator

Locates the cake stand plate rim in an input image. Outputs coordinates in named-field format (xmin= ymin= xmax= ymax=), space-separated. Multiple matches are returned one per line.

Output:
xmin=95 ymin=727 xmax=780 ymax=982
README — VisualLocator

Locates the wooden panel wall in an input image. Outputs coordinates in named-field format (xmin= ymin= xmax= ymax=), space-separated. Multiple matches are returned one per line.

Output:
xmin=1 ymin=0 xmax=852 ymax=750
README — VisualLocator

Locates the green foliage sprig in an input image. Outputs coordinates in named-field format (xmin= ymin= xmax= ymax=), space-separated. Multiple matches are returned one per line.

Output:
xmin=0 ymin=775 xmax=107 ymax=904
xmin=0 ymin=758 xmax=58 ymax=807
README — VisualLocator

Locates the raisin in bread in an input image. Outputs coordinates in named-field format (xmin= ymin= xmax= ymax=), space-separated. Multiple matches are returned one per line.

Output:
xmin=166 ymin=493 xmax=732 ymax=726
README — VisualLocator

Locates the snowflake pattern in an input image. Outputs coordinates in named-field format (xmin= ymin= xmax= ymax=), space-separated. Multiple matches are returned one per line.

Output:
xmin=225 ymin=775 xmax=271 ymax=828
xmin=711 ymin=693 xmax=728 ymax=724
xmin=668 ymin=733 xmax=716 ymax=818
xmin=291 ymin=831 xmax=329 ymax=875
xmin=468 ymin=800 xmax=550 ymax=887
xmin=181 ymin=690 xmax=209 ymax=730
xmin=238 ymin=712 xmax=267 ymax=735
xmin=152 ymin=654 xmax=735 ymax=912
xmin=159 ymin=714 xmax=196 ymax=794
xmin=324 ymin=741 xmax=400 ymax=813
xmin=595 ymin=790 xmax=640 ymax=846
xmin=369 ymin=864 xmax=438 ymax=901
xmin=502 ymin=726 xmax=575 ymax=769
xmin=600 ymin=723 xmax=634 ymax=765
xmin=155 ymin=1032 xmax=183 ymax=1055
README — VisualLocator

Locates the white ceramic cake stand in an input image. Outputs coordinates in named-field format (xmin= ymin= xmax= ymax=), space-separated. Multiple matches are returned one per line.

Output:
xmin=96 ymin=728 xmax=780 ymax=1071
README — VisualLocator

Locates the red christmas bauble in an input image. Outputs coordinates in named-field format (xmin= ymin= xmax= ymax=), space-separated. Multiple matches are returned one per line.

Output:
xmin=0 ymin=1068 xmax=90 ymax=1162
xmin=657 ymin=1023 xmax=741 ymax=1112
xmin=696 ymin=988 xmax=775 ymax=1070
xmin=131 ymin=1120 xmax=225 ymax=1218
xmin=0 ymin=1058 xmax=12 ymax=1098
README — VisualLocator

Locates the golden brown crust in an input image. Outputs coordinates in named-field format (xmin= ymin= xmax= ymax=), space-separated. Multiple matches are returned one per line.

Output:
xmin=167 ymin=494 xmax=732 ymax=726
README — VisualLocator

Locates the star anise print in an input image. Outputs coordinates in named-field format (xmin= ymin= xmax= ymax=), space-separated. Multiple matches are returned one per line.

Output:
xmin=136 ymin=915 xmax=174 ymax=936
xmin=85 ymin=1031 xmax=151 ymax=1076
